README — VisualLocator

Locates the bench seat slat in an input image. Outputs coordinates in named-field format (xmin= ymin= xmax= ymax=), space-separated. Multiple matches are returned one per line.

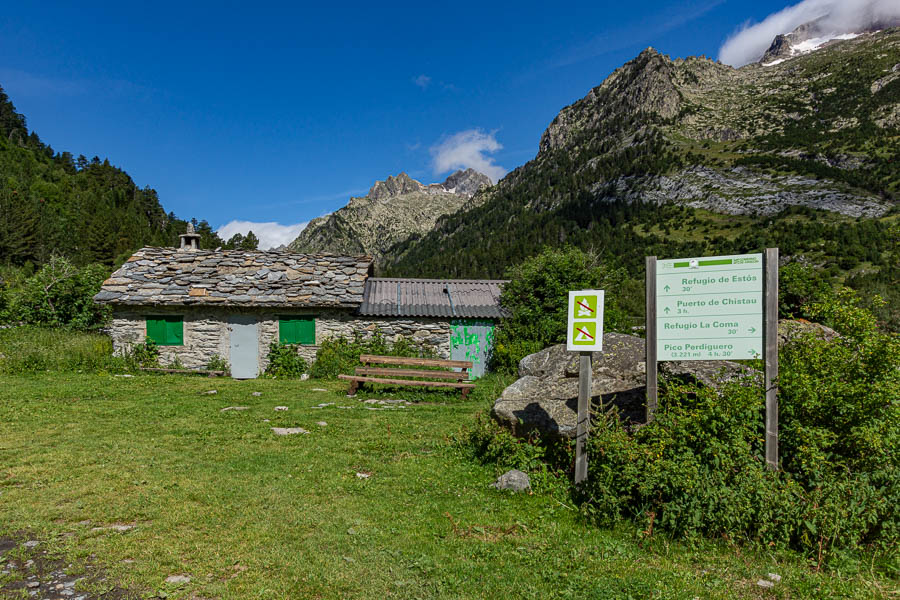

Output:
xmin=358 ymin=354 xmax=472 ymax=369
xmin=355 ymin=367 xmax=469 ymax=381
xmin=338 ymin=374 xmax=474 ymax=390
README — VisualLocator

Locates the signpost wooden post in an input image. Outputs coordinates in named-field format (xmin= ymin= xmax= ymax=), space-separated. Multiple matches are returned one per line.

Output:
xmin=645 ymin=256 xmax=658 ymax=422
xmin=763 ymin=248 xmax=779 ymax=470
xmin=567 ymin=290 xmax=604 ymax=484
xmin=645 ymin=251 xmax=779 ymax=469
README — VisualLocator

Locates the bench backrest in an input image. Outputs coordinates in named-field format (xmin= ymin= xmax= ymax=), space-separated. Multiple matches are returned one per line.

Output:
xmin=358 ymin=354 xmax=473 ymax=370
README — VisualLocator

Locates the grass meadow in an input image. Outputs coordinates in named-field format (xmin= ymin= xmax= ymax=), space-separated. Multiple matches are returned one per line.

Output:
xmin=0 ymin=329 xmax=896 ymax=598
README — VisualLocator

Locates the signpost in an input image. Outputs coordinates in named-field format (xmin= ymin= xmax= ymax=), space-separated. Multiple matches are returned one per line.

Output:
xmin=656 ymin=253 xmax=763 ymax=361
xmin=567 ymin=290 xmax=604 ymax=483
xmin=646 ymin=251 xmax=779 ymax=470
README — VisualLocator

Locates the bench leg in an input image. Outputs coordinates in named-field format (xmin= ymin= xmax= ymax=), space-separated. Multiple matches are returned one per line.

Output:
xmin=461 ymin=388 xmax=470 ymax=400
xmin=348 ymin=380 xmax=359 ymax=396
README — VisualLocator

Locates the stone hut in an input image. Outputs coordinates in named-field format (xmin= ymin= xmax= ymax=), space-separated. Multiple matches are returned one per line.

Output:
xmin=94 ymin=237 xmax=506 ymax=378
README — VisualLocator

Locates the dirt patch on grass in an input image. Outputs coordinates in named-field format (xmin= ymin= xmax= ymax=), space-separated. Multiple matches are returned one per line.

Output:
xmin=0 ymin=533 xmax=137 ymax=599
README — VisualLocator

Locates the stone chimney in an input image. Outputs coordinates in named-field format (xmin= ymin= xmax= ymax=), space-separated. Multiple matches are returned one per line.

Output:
xmin=179 ymin=222 xmax=201 ymax=251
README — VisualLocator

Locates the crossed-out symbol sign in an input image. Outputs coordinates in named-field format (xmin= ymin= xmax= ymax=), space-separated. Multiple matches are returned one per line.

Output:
xmin=573 ymin=295 xmax=597 ymax=319
xmin=572 ymin=321 xmax=596 ymax=346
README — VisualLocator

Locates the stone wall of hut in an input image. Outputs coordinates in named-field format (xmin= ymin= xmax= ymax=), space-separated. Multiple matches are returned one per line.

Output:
xmin=106 ymin=307 xmax=452 ymax=375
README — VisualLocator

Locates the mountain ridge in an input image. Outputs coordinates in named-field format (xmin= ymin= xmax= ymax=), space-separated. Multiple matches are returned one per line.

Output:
xmin=287 ymin=168 xmax=490 ymax=260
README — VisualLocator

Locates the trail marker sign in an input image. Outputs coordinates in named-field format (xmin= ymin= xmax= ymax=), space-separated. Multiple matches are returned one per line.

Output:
xmin=567 ymin=290 xmax=604 ymax=352
xmin=656 ymin=253 xmax=763 ymax=361
xmin=645 ymin=249 xmax=779 ymax=471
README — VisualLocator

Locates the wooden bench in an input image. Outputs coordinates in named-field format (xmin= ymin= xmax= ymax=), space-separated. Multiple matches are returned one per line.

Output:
xmin=338 ymin=354 xmax=475 ymax=399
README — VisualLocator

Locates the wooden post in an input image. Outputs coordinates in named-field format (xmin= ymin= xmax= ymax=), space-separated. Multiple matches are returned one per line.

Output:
xmin=645 ymin=256 xmax=658 ymax=422
xmin=763 ymin=248 xmax=779 ymax=470
xmin=574 ymin=351 xmax=591 ymax=484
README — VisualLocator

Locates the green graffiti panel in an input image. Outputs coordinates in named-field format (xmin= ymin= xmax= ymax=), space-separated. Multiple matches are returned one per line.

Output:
xmin=450 ymin=319 xmax=496 ymax=379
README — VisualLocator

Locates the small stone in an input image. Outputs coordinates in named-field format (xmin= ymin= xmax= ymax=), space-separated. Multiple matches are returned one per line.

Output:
xmin=262 ymin=419 xmax=270 ymax=422
xmin=203 ymin=390 xmax=217 ymax=395
xmin=165 ymin=574 xmax=191 ymax=584
xmin=274 ymin=406 xmax=288 ymax=411
xmin=311 ymin=388 xmax=328 ymax=392
xmin=356 ymin=472 xmax=371 ymax=479
xmin=220 ymin=406 xmax=249 ymax=412
xmin=25 ymin=559 xmax=34 ymax=567
xmin=76 ymin=520 xmax=92 ymax=526
xmin=491 ymin=469 xmax=531 ymax=492
xmin=26 ymin=581 xmax=40 ymax=588
xmin=316 ymin=421 xmax=327 ymax=427
xmin=251 ymin=392 xmax=262 ymax=397
xmin=756 ymin=579 xmax=775 ymax=588
xmin=271 ymin=427 xmax=309 ymax=435
xmin=767 ymin=573 xmax=782 ymax=583
xmin=300 ymin=374 xmax=309 ymax=381
xmin=24 ymin=540 xmax=40 ymax=548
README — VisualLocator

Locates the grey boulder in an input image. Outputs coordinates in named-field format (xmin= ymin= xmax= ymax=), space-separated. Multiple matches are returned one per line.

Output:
xmin=491 ymin=469 xmax=531 ymax=492
xmin=491 ymin=333 xmax=749 ymax=439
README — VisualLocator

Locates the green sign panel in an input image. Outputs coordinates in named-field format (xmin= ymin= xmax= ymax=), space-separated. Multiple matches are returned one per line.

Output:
xmin=656 ymin=253 xmax=762 ymax=361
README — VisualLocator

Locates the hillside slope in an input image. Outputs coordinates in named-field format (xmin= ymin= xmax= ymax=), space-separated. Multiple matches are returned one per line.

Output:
xmin=287 ymin=169 xmax=490 ymax=261
xmin=0 ymin=85 xmax=218 ymax=267
xmin=386 ymin=29 xmax=900 ymax=281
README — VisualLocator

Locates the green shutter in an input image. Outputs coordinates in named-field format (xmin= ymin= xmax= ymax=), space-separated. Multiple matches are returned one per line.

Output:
xmin=279 ymin=317 xmax=315 ymax=345
xmin=146 ymin=316 xmax=183 ymax=345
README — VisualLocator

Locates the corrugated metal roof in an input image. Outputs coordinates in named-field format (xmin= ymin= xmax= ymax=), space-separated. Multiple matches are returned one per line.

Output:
xmin=359 ymin=278 xmax=507 ymax=319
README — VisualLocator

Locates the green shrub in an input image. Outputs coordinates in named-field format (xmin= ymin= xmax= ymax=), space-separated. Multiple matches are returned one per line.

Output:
xmin=263 ymin=342 xmax=308 ymax=378
xmin=309 ymin=332 xmax=435 ymax=379
xmin=7 ymin=256 xmax=110 ymax=330
xmin=467 ymin=288 xmax=898 ymax=565
xmin=205 ymin=354 xmax=230 ymax=375
xmin=779 ymin=261 xmax=832 ymax=319
xmin=123 ymin=337 xmax=160 ymax=370
xmin=577 ymin=288 xmax=899 ymax=561
xmin=490 ymin=247 xmax=630 ymax=374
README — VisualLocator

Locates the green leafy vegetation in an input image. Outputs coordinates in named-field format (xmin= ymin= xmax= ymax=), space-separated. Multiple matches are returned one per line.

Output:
xmin=0 ymin=84 xmax=220 ymax=268
xmin=490 ymin=247 xmax=633 ymax=373
xmin=1 ymin=256 xmax=110 ymax=330
xmin=470 ymin=289 xmax=899 ymax=572
xmin=263 ymin=342 xmax=309 ymax=378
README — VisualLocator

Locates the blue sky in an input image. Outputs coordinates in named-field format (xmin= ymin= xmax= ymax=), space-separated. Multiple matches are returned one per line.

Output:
xmin=2 ymin=0 xmax=798 ymax=247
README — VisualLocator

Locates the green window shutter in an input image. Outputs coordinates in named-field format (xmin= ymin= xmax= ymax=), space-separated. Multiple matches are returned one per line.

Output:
xmin=279 ymin=317 xmax=315 ymax=345
xmin=146 ymin=316 xmax=183 ymax=346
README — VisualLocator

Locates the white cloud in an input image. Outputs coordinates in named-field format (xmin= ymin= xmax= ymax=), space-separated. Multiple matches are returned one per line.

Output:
xmin=413 ymin=74 xmax=432 ymax=89
xmin=216 ymin=220 xmax=308 ymax=250
xmin=719 ymin=0 xmax=900 ymax=66
xmin=430 ymin=129 xmax=506 ymax=183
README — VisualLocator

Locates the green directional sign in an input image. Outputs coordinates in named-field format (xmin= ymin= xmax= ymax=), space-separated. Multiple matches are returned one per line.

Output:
xmin=656 ymin=253 xmax=762 ymax=361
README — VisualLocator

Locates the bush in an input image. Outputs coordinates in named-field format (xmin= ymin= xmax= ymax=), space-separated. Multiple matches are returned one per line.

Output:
xmin=7 ymin=256 xmax=110 ymax=330
xmin=263 ymin=342 xmax=308 ymax=378
xmin=123 ymin=337 xmax=160 ymax=370
xmin=578 ymin=289 xmax=899 ymax=562
xmin=205 ymin=354 xmax=230 ymax=375
xmin=467 ymin=288 xmax=898 ymax=565
xmin=779 ymin=261 xmax=831 ymax=319
xmin=490 ymin=247 xmax=630 ymax=374
xmin=309 ymin=332 xmax=435 ymax=379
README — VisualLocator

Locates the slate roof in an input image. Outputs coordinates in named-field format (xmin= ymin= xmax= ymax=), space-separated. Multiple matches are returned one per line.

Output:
xmin=359 ymin=278 xmax=507 ymax=319
xmin=94 ymin=247 xmax=373 ymax=308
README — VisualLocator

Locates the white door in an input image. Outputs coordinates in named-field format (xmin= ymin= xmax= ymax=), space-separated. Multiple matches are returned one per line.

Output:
xmin=229 ymin=315 xmax=258 ymax=379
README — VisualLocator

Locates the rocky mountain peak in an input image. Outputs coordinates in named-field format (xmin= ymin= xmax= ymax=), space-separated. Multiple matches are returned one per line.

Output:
xmin=539 ymin=47 xmax=680 ymax=154
xmin=440 ymin=168 xmax=492 ymax=197
xmin=368 ymin=172 xmax=423 ymax=200
xmin=760 ymin=12 xmax=900 ymax=65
